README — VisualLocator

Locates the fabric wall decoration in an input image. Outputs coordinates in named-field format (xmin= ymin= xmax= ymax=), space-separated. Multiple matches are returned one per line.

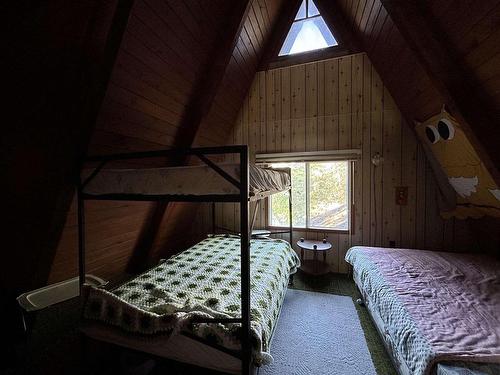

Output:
xmin=415 ymin=109 xmax=500 ymax=219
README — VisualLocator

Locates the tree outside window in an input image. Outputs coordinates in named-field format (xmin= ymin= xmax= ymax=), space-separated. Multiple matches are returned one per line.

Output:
xmin=269 ymin=161 xmax=350 ymax=231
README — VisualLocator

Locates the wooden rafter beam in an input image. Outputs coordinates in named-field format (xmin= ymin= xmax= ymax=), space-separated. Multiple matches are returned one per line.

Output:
xmin=173 ymin=0 xmax=252 ymax=148
xmin=314 ymin=0 xmax=362 ymax=52
xmin=380 ymin=0 xmax=500 ymax=185
xmin=128 ymin=0 xmax=252 ymax=272
xmin=259 ymin=0 xmax=303 ymax=70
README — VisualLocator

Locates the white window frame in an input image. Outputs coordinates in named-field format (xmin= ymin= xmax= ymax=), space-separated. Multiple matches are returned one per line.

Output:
xmin=266 ymin=159 xmax=353 ymax=233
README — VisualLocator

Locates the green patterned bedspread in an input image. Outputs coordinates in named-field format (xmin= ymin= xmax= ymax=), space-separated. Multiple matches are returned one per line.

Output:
xmin=83 ymin=235 xmax=300 ymax=364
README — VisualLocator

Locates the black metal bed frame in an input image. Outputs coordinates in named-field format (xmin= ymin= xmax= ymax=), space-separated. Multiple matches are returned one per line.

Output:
xmin=77 ymin=145 xmax=293 ymax=375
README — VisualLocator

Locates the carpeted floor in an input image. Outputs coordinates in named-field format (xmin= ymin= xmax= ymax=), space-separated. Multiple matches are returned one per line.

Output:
xmin=259 ymin=289 xmax=376 ymax=375
xmin=291 ymin=270 xmax=397 ymax=375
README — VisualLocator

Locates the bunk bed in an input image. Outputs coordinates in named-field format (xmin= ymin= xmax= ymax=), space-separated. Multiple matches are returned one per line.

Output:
xmin=345 ymin=246 xmax=500 ymax=375
xmin=77 ymin=145 xmax=299 ymax=375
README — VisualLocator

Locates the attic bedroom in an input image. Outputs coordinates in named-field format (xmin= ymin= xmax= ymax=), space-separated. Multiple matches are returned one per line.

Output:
xmin=3 ymin=0 xmax=500 ymax=374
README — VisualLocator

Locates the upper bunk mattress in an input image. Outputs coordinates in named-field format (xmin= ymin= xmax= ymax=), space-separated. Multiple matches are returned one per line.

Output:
xmin=82 ymin=163 xmax=290 ymax=198
xmin=345 ymin=247 xmax=500 ymax=375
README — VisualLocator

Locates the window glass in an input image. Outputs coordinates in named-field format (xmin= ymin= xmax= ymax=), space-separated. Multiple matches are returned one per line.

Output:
xmin=295 ymin=0 xmax=306 ymax=20
xmin=308 ymin=0 xmax=320 ymax=17
xmin=269 ymin=161 xmax=350 ymax=231
xmin=288 ymin=18 xmax=329 ymax=55
xmin=269 ymin=163 xmax=306 ymax=227
xmin=309 ymin=161 xmax=348 ymax=230
xmin=279 ymin=0 xmax=338 ymax=56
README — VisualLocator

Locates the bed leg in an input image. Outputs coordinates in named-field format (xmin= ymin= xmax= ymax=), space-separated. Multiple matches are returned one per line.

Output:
xmin=347 ymin=264 xmax=353 ymax=278
xmin=288 ymin=274 xmax=294 ymax=286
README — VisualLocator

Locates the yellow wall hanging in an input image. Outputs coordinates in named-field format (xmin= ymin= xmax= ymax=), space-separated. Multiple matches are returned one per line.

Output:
xmin=415 ymin=109 xmax=500 ymax=219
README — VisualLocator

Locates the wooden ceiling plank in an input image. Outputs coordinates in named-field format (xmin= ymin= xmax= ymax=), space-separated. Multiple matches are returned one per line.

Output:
xmin=367 ymin=17 xmax=394 ymax=62
xmin=371 ymin=26 xmax=406 ymax=85
xmin=464 ymin=26 xmax=500 ymax=69
xmin=367 ymin=7 xmax=390 ymax=54
xmin=252 ymin=1 xmax=268 ymax=41
xmin=427 ymin=0 xmax=458 ymax=20
xmin=382 ymin=46 xmax=415 ymax=90
xmin=434 ymin=0 xmax=499 ymax=44
xmin=364 ymin=1 xmax=382 ymax=36
xmin=350 ymin=0 xmax=361 ymax=29
xmin=245 ymin=6 xmax=264 ymax=52
xmin=359 ymin=0 xmax=376 ymax=33
xmin=105 ymin=82 xmax=181 ymax=127
xmin=458 ymin=5 xmax=500 ymax=57
xmin=233 ymin=45 xmax=256 ymax=81
xmin=473 ymin=50 xmax=500 ymax=82
xmin=354 ymin=0 xmax=369 ymax=31
xmin=144 ymin=0 xmax=209 ymax=57
xmin=482 ymin=72 xmax=500 ymax=98
xmin=116 ymin=46 xmax=192 ymax=103
xmin=241 ymin=25 xmax=260 ymax=63
xmin=126 ymin=16 xmax=199 ymax=81
xmin=132 ymin=3 xmax=202 ymax=71
xmin=236 ymin=38 xmax=256 ymax=77
xmin=111 ymin=65 xmax=186 ymax=118
xmin=381 ymin=0 xmax=500 ymax=184
xmin=167 ymin=1 xmax=214 ymax=48
xmin=101 ymin=97 xmax=180 ymax=135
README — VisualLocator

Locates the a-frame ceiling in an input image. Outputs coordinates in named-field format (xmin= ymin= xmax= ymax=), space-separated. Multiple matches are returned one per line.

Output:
xmin=5 ymin=0 xmax=500 ymax=298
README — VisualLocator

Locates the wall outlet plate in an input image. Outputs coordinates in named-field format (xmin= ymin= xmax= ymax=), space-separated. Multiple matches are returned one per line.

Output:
xmin=395 ymin=186 xmax=408 ymax=205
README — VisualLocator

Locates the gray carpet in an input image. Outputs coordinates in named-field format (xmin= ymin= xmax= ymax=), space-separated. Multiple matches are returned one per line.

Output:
xmin=259 ymin=289 xmax=376 ymax=375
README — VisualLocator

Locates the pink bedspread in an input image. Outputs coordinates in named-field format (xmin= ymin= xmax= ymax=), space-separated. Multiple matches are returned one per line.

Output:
xmin=346 ymin=247 xmax=500 ymax=374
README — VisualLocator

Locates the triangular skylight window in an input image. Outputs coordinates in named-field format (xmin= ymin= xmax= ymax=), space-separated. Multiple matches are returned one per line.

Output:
xmin=279 ymin=0 xmax=338 ymax=56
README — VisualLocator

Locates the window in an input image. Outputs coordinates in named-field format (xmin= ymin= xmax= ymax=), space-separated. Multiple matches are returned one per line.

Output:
xmin=269 ymin=161 xmax=350 ymax=231
xmin=279 ymin=0 xmax=338 ymax=56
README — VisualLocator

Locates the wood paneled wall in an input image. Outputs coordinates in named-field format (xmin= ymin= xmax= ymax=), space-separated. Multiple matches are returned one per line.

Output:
xmin=214 ymin=53 xmax=477 ymax=273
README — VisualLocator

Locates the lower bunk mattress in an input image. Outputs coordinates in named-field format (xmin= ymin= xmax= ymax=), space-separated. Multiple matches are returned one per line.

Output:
xmin=82 ymin=235 xmax=300 ymax=370
xmin=345 ymin=246 xmax=500 ymax=375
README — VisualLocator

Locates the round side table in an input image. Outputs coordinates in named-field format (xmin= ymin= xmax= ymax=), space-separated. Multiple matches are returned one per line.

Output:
xmin=296 ymin=238 xmax=332 ymax=275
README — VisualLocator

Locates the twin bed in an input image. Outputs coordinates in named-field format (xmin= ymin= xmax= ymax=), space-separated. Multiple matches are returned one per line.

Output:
xmin=346 ymin=246 xmax=500 ymax=375
xmin=78 ymin=146 xmax=297 ymax=374
xmin=82 ymin=235 xmax=299 ymax=374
